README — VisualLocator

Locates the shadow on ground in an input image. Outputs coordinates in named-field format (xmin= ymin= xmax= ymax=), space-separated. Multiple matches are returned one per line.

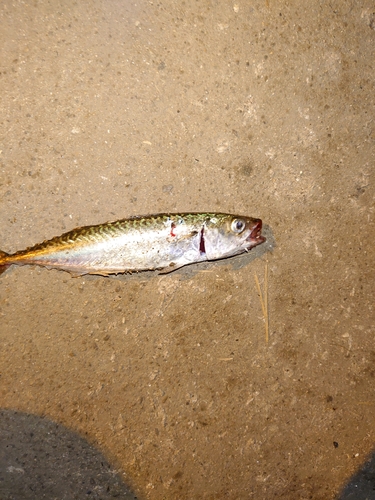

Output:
xmin=337 ymin=450 xmax=375 ymax=500
xmin=0 ymin=409 xmax=138 ymax=500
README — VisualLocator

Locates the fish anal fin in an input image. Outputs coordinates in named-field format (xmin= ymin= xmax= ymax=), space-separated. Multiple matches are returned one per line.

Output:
xmin=68 ymin=271 xmax=88 ymax=278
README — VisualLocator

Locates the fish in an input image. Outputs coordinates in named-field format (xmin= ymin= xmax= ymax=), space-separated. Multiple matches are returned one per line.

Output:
xmin=0 ymin=212 xmax=266 ymax=277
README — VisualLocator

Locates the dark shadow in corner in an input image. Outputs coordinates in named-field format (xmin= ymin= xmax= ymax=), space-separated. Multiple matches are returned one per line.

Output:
xmin=0 ymin=409 xmax=139 ymax=500
xmin=337 ymin=449 xmax=375 ymax=499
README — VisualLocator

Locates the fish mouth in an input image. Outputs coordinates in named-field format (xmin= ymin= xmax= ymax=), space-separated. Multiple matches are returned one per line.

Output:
xmin=246 ymin=219 xmax=266 ymax=247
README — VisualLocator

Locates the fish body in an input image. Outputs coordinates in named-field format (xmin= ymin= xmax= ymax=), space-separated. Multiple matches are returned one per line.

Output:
xmin=0 ymin=213 xmax=265 ymax=276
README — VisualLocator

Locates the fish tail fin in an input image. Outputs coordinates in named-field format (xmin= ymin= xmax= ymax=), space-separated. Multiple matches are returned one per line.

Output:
xmin=0 ymin=250 xmax=10 ymax=275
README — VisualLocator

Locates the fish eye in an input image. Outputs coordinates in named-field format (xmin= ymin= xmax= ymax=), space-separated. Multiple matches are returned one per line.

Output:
xmin=231 ymin=218 xmax=246 ymax=233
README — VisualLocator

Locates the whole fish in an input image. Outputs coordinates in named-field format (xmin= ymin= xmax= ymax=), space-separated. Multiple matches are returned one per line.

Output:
xmin=0 ymin=213 xmax=265 ymax=276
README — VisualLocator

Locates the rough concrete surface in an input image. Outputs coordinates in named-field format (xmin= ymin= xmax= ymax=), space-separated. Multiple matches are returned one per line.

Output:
xmin=0 ymin=1 xmax=374 ymax=499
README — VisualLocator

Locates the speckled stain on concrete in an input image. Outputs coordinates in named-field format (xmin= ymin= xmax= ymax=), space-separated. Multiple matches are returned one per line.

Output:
xmin=0 ymin=1 xmax=374 ymax=499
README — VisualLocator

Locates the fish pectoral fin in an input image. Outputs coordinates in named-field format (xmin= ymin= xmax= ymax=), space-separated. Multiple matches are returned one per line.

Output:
xmin=168 ymin=230 xmax=198 ymax=243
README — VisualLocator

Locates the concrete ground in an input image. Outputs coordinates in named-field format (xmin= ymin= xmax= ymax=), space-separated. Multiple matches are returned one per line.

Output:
xmin=0 ymin=1 xmax=374 ymax=499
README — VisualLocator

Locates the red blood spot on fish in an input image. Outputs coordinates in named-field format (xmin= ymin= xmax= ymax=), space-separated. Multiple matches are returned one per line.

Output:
xmin=170 ymin=222 xmax=176 ymax=237
xmin=199 ymin=227 xmax=206 ymax=254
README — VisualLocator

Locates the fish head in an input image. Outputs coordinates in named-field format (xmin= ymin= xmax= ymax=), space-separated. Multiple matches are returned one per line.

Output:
xmin=202 ymin=214 xmax=266 ymax=260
